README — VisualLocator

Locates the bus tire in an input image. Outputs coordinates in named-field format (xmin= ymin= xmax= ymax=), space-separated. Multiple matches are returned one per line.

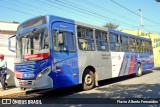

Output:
xmin=82 ymin=69 xmax=95 ymax=90
xmin=136 ymin=64 xmax=142 ymax=77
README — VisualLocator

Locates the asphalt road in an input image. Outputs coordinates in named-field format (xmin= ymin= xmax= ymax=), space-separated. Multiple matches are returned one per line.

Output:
xmin=1 ymin=69 xmax=160 ymax=107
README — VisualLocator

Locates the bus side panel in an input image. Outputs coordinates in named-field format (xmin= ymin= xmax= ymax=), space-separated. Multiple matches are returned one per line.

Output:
xmin=52 ymin=56 xmax=79 ymax=88
xmin=78 ymin=51 xmax=112 ymax=83
xmin=111 ymin=52 xmax=125 ymax=77
xmin=138 ymin=52 xmax=154 ymax=71
xmin=138 ymin=53 xmax=147 ymax=71
xmin=123 ymin=52 xmax=133 ymax=76
xmin=111 ymin=52 xmax=138 ymax=77
xmin=126 ymin=53 xmax=137 ymax=75
xmin=147 ymin=53 xmax=154 ymax=70
xmin=118 ymin=52 xmax=130 ymax=76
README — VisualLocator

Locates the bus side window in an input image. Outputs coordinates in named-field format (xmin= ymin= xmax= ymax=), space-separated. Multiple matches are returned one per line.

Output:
xmin=116 ymin=35 xmax=120 ymax=52
xmin=102 ymin=32 xmax=109 ymax=51
xmin=65 ymin=32 xmax=75 ymax=51
xmin=149 ymin=41 xmax=153 ymax=53
xmin=52 ymin=30 xmax=75 ymax=52
xmin=77 ymin=27 xmax=95 ymax=51
xmin=109 ymin=33 xmax=115 ymax=51
xmin=120 ymin=35 xmax=128 ymax=52
xmin=129 ymin=37 xmax=136 ymax=52
xmin=109 ymin=33 xmax=120 ymax=52
xmin=147 ymin=41 xmax=150 ymax=53
xmin=144 ymin=41 xmax=150 ymax=53
xmin=96 ymin=30 xmax=109 ymax=51
xmin=142 ymin=41 xmax=146 ymax=52
xmin=137 ymin=40 xmax=143 ymax=52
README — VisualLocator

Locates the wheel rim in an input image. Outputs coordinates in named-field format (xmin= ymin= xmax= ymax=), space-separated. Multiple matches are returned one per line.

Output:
xmin=85 ymin=74 xmax=92 ymax=85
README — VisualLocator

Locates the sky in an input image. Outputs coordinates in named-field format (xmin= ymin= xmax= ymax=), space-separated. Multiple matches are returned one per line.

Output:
xmin=0 ymin=0 xmax=160 ymax=34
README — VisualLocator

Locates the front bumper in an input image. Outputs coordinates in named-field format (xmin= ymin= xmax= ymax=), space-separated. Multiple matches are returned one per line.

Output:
xmin=18 ymin=74 xmax=53 ymax=89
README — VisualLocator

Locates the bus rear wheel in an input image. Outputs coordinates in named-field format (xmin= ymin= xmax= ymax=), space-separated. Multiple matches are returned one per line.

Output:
xmin=82 ymin=69 xmax=95 ymax=90
xmin=136 ymin=64 xmax=142 ymax=77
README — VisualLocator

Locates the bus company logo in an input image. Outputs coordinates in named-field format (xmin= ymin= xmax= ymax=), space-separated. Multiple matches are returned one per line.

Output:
xmin=60 ymin=25 xmax=69 ymax=28
xmin=112 ymin=55 xmax=121 ymax=60
xmin=118 ymin=55 xmax=121 ymax=60
xmin=2 ymin=99 xmax=11 ymax=104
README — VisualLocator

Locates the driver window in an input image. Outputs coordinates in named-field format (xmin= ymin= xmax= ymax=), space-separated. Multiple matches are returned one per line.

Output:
xmin=52 ymin=30 xmax=75 ymax=52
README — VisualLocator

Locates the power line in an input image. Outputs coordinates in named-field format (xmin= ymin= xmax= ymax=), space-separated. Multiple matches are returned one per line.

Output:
xmin=78 ymin=0 xmax=139 ymax=24
xmin=52 ymin=0 xmax=138 ymax=28
xmin=35 ymin=0 xmax=107 ymax=25
xmin=1 ymin=0 xmax=45 ymax=15
xmin=111 ymin=0 xmax=160 ymax=25
xmin=54 ymin=0 xmax=158 ymax=33
xmin=144 ymin=25 xmax=160 ymax=26
xmin=0 ymin=3 xmax=34 ymax=16
xmin=0 ymin=0 xmax=158 ymax=33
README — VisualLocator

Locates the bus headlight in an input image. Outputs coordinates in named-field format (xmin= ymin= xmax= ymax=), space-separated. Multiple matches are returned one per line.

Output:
xmin=37 ymin=73 xmax=43 ymax=78
xmin=36 ymin=66 xmax=51 ymax=79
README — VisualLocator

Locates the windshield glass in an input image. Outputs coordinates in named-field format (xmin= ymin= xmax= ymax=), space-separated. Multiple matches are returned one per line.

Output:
xmin=15 ymin=28 xmax=49 ymax=63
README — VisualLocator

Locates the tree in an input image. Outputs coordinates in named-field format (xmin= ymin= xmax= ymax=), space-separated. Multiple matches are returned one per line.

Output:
xmin=155 ymin=0 xmax=160 ymax=2
xmin=103 ymin=22 xmax=119 ymax=29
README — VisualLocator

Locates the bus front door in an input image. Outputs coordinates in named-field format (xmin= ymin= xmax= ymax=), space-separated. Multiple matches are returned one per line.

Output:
xmin=51 ymin=21 xmax=79 ymax=88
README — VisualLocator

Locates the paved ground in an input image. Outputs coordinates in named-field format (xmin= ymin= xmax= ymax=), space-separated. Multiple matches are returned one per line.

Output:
xmin=0 ymin=69 xmax=160 ymax=107
xmin=0 ymin=87 xmax=25 ymax=98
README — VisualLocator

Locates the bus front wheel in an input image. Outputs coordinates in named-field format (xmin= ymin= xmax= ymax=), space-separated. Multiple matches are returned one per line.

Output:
xmin=136 ymin=64 xmax=142 ymax=77
xmin=82 ymin=69 xmax=95 ymax=90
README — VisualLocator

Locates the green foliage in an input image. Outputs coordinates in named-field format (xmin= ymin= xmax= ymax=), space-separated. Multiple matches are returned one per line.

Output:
xmin=103 ymin=22 xmax=119 ymax=29
xmin=156 ymin=0 xmax=160 ymax=2
xmin=155 ymin=38 xmax=160 ymax=48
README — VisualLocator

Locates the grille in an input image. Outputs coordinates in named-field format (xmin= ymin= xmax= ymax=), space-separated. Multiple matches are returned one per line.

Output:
xmin=15 ymin=64 xmax=37 ymax=72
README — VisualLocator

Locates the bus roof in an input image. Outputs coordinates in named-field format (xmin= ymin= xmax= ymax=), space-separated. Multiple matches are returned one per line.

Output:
xmin=18 ymin=15 xmax=151 ymax=42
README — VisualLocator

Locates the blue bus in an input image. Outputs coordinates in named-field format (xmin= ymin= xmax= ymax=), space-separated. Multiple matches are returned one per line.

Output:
xmin=8 ymin=15 xmax=154 ymax=90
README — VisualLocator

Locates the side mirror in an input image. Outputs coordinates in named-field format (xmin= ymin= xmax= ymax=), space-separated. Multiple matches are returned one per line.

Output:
xmin=8 ymin=35 xmax=16 ymax=52
xmin=58 ymin=33 xmax=64 ymax=45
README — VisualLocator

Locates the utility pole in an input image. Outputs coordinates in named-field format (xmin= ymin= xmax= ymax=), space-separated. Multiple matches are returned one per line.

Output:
xmin=138 ymin=9 xmax=143 ymax=36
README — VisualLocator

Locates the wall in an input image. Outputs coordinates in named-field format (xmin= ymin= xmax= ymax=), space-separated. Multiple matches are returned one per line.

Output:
xmin=0 ymin=34 xmax=19 ymax=88
xmin=0 ymin=21 xmax=19 ymax=31
xmin=0 ymin=21 xmax=20 ymax=88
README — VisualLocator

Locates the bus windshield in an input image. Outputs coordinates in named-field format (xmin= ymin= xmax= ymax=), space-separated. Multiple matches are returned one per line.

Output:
xmin=15 ymin=28 xmax=49 ymax=63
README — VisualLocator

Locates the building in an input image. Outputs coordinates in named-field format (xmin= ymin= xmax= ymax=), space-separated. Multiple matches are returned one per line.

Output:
xmin=0 ymin=21 xmax=20 ymax=88
xmin=122 ymin=29 xmax=160 ymax=66
xmin=0 ymin=21 xmax=19 ymax=35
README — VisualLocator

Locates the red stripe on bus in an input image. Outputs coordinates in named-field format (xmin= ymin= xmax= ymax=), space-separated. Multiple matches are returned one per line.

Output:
xmin=129 ymin=56 xmax=135 ymax=74
xmin=24 ymin=53 xmax=49 ymax=60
